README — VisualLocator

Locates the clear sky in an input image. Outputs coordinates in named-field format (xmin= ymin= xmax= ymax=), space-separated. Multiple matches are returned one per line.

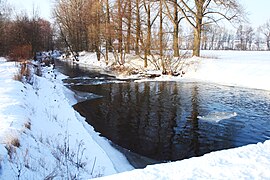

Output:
xmin=241 ymin=0 xmax=270 ymax=27
xmin=6 ymin=0 xmax=270 ymax=28
xmin=7 ymin=0 xmax=54 ymax=20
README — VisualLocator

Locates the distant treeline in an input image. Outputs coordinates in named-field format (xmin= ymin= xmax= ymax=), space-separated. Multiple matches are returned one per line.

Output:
xmin=1 ymin=0 xmax=270 ymax=62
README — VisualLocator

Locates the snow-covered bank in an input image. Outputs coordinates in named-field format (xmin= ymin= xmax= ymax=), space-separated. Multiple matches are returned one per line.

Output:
xmin=98 ymin=140 xmax=270 ymax=179
xmin=185 ymin=50 xmax=270 ymax=91
xmin=0 ymin=59 xmax=132 ymax=179
xmin=70 ymin=50 xmax=270 ymax=91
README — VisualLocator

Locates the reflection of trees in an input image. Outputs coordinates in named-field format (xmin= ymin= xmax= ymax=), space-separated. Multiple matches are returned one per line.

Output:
xmin=74 ymin=81 xmax=239 ymax=162
xmin=190 ymin=85 xmax=200 ymax=156
xmin=76 ymin=82 xmax=179 ymax=160
xmin=171 ymin=84 xmax=200 ymax=160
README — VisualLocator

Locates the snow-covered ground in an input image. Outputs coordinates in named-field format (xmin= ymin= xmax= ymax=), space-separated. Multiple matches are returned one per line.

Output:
xmin=0 ymin=59 xmax=132 ymax=179
xmin=186 ymin=50 xmax=270 ymax=91
xmin=1 ymin=50 xmax=270 ymax=179
xmin=98 ymin=141 xmax=270 ymax=179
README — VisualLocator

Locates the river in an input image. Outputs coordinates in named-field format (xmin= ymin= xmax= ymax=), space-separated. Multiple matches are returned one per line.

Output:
xmin=55 ymin=60 xmax=270 ymax=168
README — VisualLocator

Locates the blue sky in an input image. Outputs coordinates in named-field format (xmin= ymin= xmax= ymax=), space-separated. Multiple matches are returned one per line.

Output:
xmin=242 ymin=0 xmax=270 ymax=27
xmin=7 ymin=0 xmax=270 ymax=28
xmin=8 ymin=0 xmax=53 ymax=20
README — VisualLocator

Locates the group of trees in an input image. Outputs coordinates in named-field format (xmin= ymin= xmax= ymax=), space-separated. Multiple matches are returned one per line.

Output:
xmin=2 ymin=0 xmax=270 ymax=63
xmin=199 ymin=22 xmax=270 ymax=51
xmin=0 ymin=0 xmax=53 ymax=60
xmin=54 ymin=0 xmax=243 ymax=66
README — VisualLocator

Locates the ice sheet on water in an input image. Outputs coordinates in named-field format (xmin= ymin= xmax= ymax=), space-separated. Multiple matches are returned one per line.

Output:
xmin=198 ymin=112 xmax=237 ymax=123
xmin=73 ymin=90 xmax=102 ymax=102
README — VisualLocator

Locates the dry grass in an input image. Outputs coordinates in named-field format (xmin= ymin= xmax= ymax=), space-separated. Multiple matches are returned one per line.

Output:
xmin=10 ymin=137 xmax=20 ymax=148
xmin=24 ymin=121 xmax=31 ymax=130
xmin=13 ymin=61 xmax=32 ymax=83
xmin=4 ymin=133 xmax=21 ymax=160
xmin=5 ymin=144 xmax=16 ymax=160
xmin=110 ymin=65 xmax=137 ymax=75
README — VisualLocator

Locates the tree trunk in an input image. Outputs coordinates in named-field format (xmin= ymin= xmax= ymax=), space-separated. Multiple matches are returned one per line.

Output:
xmin=193 ymin=2 xmax=203 ymax=57
xmin=146 ymin=3 xmax=151 ymax=56
xmin=106 ymin=0 xmax=112 ymax=53
xmin=160 ymin=0 xmax=165 ymax=73
xmin=135 ymin=0 xmax=141 ymax=55
xmin=117 ymin=0 xmax=122 ymax=54
xmin=144 ymin=3 xmax=151 ymax=68
xmin=173 ymin=0 xmax=179 ymax=57
xmin=267 ymin=36 xmax=270 ymax=50
xmin=173 ymin=24 xmax=179 ymax=57
xmin=126 ymin=0 xmax=132 ymax=54
xmin=193 ymin=28 xmax=201 ymax=57
xmin=96 ymin=2 xmax=101 ymax=61
xmin=105 ymin=0 xmax=109 ymax=65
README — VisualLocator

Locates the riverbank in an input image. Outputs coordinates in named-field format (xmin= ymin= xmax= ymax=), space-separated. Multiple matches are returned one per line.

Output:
xmin=1 ymin=50 xmax=270 ymax=179
xmin=98 ymin=140 xmax=270 ymax=179
xmin=0 ymin=59 xmax=133 ymax=179
xmin=61 ymin=50 xmax=270 ymax=179
xmin=69 ymin=50 xmax=270 ymax=91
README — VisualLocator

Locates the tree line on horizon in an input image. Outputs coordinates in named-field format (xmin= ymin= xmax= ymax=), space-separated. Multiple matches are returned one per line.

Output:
xmin=0 ymin=0 xmax=53 ymax=60
xmin=1 ymin=0 xmax=270 ymax=63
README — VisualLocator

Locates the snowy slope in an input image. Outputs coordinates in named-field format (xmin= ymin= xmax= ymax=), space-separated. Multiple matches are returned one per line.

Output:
xmin=0 ymin=59 xmax=132 ymax=179
xmin=98 ymin=140 xmax=270 ymax=180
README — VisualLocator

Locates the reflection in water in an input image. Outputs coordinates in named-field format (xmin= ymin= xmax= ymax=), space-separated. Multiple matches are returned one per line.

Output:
xmin=73 ymin=81 xmax=270 ymax=163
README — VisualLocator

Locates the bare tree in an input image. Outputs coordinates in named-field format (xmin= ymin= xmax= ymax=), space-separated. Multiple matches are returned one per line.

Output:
xmin=141 ymin=0 xmax=159 ymax=67
xmin=235 ymin=24 xmax=254 ymax=50
xmin=135 ymin=0 xmax=141 ymax=55
xmin=0 ymin=0 xmax=12 ymax=56
xmin=125 ymin=0 xmax=132 ymax=54
xmin=54 ymin=0 xmax=89 ymax=52
xmin=105 ymin=0 xmax=111 ymax=64
xmin=160 ymin=0 xmax=165 ymax=73
xmin=177 ymin=0 xmax=244 ymax=56
xmin=259 ymin=20 xmax=270 ymax=50
xmin=163 ymin=0 xmax=185 ymax=57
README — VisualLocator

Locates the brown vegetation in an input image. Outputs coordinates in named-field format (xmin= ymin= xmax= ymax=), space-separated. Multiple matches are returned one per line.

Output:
xmin=0 ymin=1 xmax=54 ymax=59
xmin=13 ymin=61 xmax=32 ymax=83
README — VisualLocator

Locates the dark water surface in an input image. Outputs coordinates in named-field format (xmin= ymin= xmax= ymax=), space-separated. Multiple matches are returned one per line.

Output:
xmin=55 ymin=60 xmax=270 ymax=167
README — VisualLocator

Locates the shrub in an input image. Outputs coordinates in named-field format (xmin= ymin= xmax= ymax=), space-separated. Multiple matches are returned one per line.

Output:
xmin=5 ymin=144 xmax=16 ymax=160
xmin=8 ymin=45 xmax=32 ymax=62
xmin=10 ymin=137 xmax=20 ymax=148
xmin=13 ymin=61 xmax=32 ymax=83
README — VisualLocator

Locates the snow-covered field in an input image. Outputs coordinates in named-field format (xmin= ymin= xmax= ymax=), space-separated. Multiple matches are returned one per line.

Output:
xmin=1 ymin=50 xmax=270 ymax=179
xmin=187 ymin=50 xmax=270 ymax=91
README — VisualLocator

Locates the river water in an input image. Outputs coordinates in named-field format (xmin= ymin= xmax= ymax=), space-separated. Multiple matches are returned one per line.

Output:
xmin=55 ymin=60 xmax=270 ymax=168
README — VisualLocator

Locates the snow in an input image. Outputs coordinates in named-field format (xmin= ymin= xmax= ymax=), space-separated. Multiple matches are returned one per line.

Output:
xmin=1 ymin=50 xmax=270 ymax=179
xmin=0 ymin=59 xmax=132 ymax=179
xmin=185 ymin=50 xmax=270 ymax=91
xmin=98 ymin=141 xmax=270 ymax=180
xmin=197 ymin=112 xmax=237 ymax=123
